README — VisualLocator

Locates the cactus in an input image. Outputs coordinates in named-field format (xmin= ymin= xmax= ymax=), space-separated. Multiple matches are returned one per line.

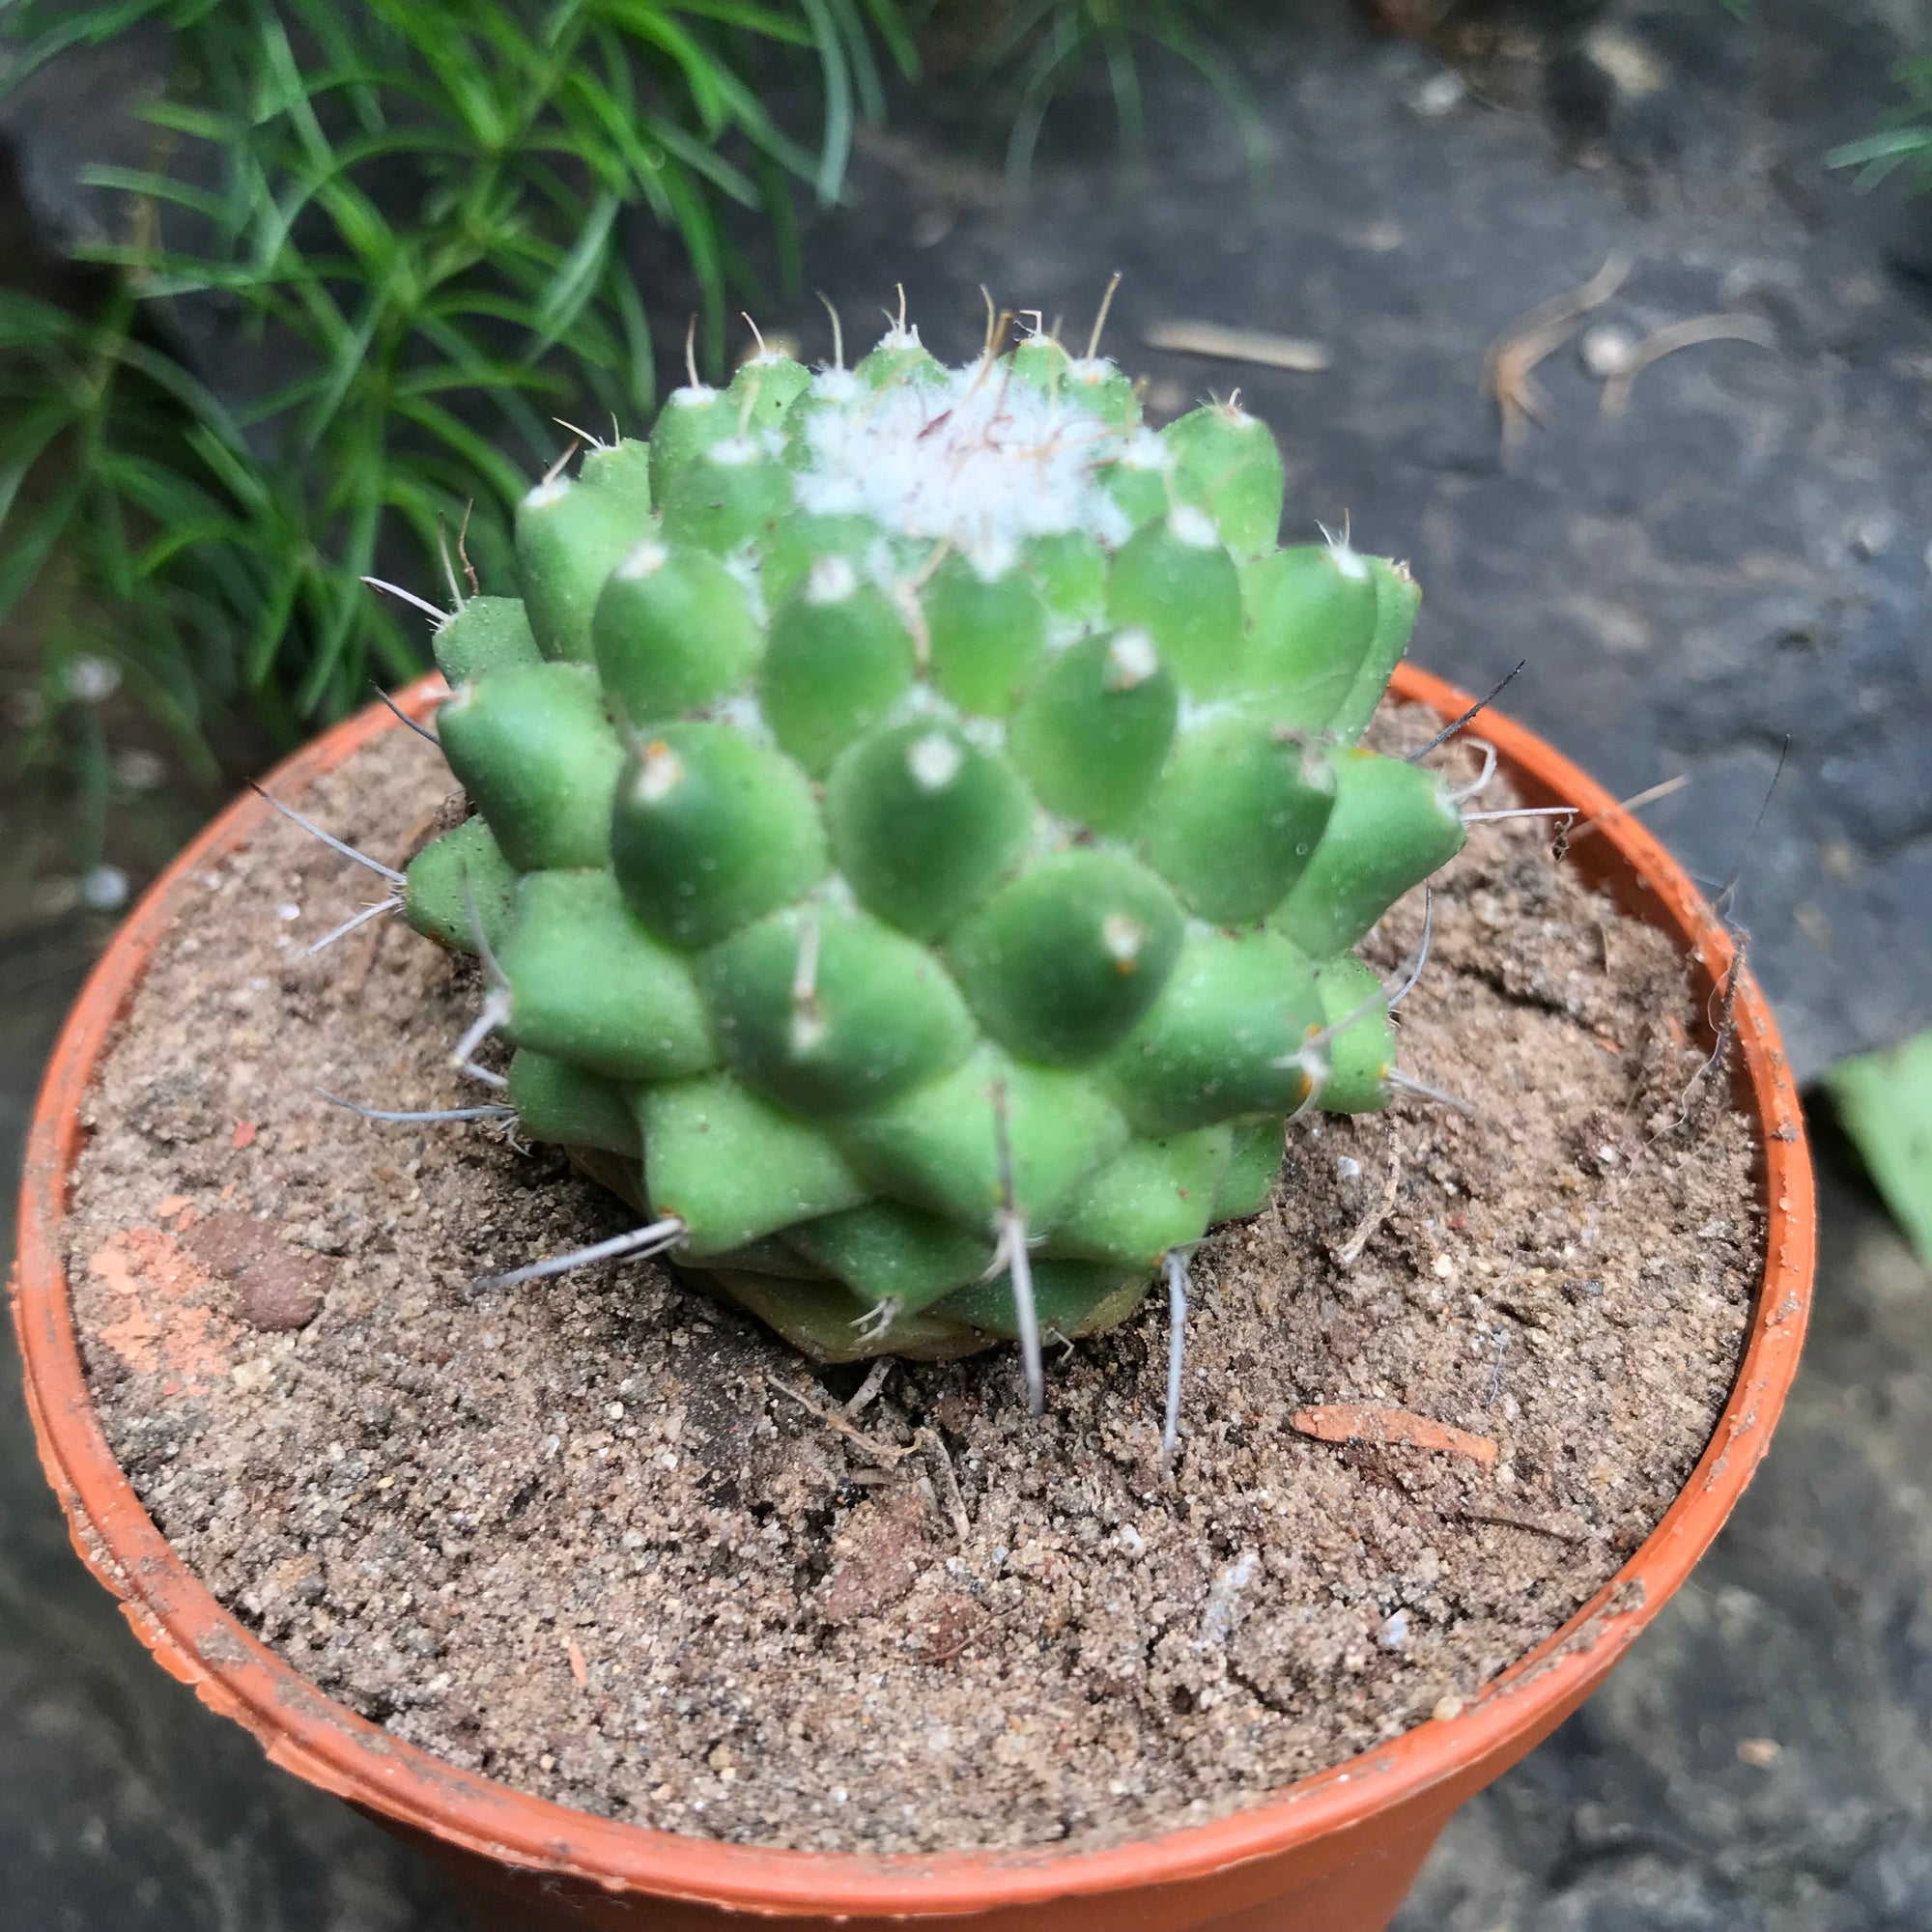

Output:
xmin=323 ymin=304 xmax=1496 ymax=1416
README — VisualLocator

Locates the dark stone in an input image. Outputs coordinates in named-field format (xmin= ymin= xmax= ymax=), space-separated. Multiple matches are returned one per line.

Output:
xmin=235 ymin=1265 xmax=327 ymax=1334
xmin=182 ymin=1211 xmax=329 ymax=1332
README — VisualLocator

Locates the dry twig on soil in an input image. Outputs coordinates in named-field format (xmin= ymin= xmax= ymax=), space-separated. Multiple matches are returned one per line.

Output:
xmin=917 ymin=1427 xmax=972 ymax=1544
xmin=763 ymin=1374 xmax=909 ymax=1467
xmin=1483 ymin=253 xmax=1632 ymax=449
xmin=1292 ymin=1403 xmax=1500 ymax=1469
xmin=1600 ymin=314 xmax=1776 ymax=417
xmin=1143 ymin=321 xmax=1332 ymax=372
xmin=1335 ymin=1141 xmax=1404 ymax=1267
xmin=1566 ymin=774 xmax=1690 ymax=847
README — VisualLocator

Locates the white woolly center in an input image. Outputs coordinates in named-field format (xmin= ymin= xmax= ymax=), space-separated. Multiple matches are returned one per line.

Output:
xmin=961 ymin=535 xmax=1020 ymax=582
xmin=1177 ymin=695 xmax=1246 ymax=733
xmin=620 ymin=539 xmax=669 ymax=579
xmin=795 ymin=359 xmax=1135 ymax=551
xmin=906 ymin=732 xmax=963 ymax=790
xmin=806 ymin=554 xmax=860 ymax=604
xmin=1101 ymin=912 xmax=1147 ymax=968
xmin=1118 ymin=428 xmax=1172 ymax=473
xmin=1169 ymin=505 xmax=1218 ymax=550
xmin=637 ymin=742 xmax=685 ymax=803
xmin=711 ymin=692 xmax=773 ymax=744
xmin=1104 ymin=628 xmax=1159 ymax=689
xmin=720 ymin=552 xmax=768 ymax=626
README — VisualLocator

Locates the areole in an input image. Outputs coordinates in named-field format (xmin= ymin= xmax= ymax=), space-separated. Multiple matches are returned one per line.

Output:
xmin=11 ymin=662 xmax=1815 ymax=1932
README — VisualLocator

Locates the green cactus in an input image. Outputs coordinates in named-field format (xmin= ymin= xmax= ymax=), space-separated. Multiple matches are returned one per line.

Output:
xmin=355 ymin=312 xmax=1476 ymax=1408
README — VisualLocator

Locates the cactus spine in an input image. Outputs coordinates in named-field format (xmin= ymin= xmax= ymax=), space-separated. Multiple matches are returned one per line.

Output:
xmin=391 ymin=309 xmax=1464 ymax=1378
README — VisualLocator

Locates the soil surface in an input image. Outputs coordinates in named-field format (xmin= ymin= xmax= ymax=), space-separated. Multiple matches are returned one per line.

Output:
xmin=61 ymin=706 xmax=1758 ymax=1856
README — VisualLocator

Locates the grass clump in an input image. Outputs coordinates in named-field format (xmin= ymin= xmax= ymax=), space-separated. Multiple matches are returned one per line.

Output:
xmin=0 ymin=0 xmax=914 ymax=874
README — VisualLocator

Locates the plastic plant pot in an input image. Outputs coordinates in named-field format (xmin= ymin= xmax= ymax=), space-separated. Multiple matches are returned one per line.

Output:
xmin=11 ymin=663 xmax=1814 ymax=1932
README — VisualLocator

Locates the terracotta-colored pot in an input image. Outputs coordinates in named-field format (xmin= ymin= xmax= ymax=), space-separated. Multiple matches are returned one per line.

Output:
xmin=12 ymin=664 xmax=1813 ymax=1932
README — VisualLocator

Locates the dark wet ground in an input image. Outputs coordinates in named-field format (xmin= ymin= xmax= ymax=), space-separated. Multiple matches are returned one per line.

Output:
xmin=4 ymin=0 xmax=1930 ymax=1924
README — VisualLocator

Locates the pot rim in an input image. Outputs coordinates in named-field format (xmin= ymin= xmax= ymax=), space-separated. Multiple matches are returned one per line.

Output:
xmin=11 ymin=663 xmax=1814 ymax=1919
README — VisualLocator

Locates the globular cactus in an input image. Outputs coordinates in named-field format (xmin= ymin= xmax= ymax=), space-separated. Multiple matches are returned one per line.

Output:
xmin=375 ymin=304 xmax=1485 ymax=1410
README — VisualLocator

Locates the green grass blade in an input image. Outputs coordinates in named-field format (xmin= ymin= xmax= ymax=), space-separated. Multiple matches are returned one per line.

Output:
xmin=528 ymin=187 xmax=623 ymax=356
xmin=132 ymin=515 xmax=256 ymax=576
xmin=1158 ymin=19 xmax=1271 ymax=180
xmin=637 ymin=110 xmax=761 ymax=207
xmin=978 ymin=0 xmax=1060 ymax=73
xmin=0 ymin=403 xmax=79 ymax=527
xmin=76 ymin=164 xmax=238 ymax=227
xmin=133 ymin=99 xmax=237 ymax=141
xmin=389 ymin=395 xmax=530 ymax=503
xmin=797 ymin=0 xmax=854 ymax=202
xmin=1005 ymin=17 xmax=1085 ymax=189
xmin=291 ymin=277 xmax=393 ymax=454
xmin=655 ymin=156 xmax=728 ymax=355
xmin=861 ymin=0 xmax=918 ymax=79
xmin=595 ymin=1 xmax=731 ymax=136
xmin=0 ymin=1 xmax=166 ymax=99
xmin=822 ymin=0 xmax=886 ymax=126
xmin=611 ymin=265 xmax=657 ymax=417
xmin=0 ymin=477 xmax=90 ymax=625
xmin=242 ymin=560 xmax=308 ymax=689
xmin=396 ymin=357 xmax=566 ymax=399
xmin=666 ymin=1 xmax=814 ymax=46
xmin=1101 ymin=25 xmax=1144 ymax=155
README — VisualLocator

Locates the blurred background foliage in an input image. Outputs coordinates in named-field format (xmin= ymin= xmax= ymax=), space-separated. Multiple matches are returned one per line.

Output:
xmin=0 ymin=0 xmax=920 ymax=889
xmin=926 ymin=0 xmax=1262 ymax=185
xmin=1827 ymin=54 xmax=1932 ymax=192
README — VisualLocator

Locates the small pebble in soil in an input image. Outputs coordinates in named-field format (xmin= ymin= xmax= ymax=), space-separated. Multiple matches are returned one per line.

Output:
xmin=1579 ymin=325 xmax=1639 ymax=379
